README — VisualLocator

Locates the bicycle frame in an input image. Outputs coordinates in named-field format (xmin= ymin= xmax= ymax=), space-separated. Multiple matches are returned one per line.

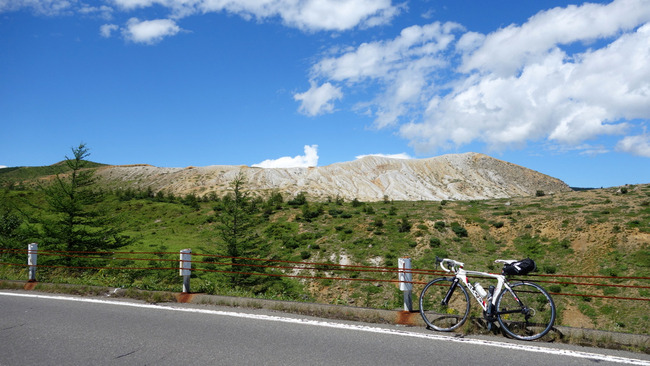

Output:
xmin=440 ymin=259 xmax=518 ymax=313
xmin=454 ymin=268 xmax=508 ymax=311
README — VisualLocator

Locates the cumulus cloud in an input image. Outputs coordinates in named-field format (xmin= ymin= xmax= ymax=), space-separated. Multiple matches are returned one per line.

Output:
xmin=460 ymin=0 xmax=650 ymax=76
xmin=2 ymin=0 xmax=399 ymax=45
xmin=110 ymin=0 xmax=400 ymax=31
xmin=294 ymin=82 xmax=343 ymax=116
xmin=616 ymin=133 xmax=650 ymax=157
xmin=0 ymin=165 xmax=7 ymax=169
xmin=100 ymin=24 xmax=118 ymax=38
xmin=253 ymin=145 xmax=319 ymax=168
xmin=300 ymin=21 xmax=463 ymax=127
xmin=355 ymin=153 xmax=412 ymax=160
xmin=122 ymin=18 xmax=182 ymax=44
xmin=302 ymin=0 xmax=650 ymax=158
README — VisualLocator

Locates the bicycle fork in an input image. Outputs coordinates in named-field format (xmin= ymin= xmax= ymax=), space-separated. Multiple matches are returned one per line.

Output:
xmin=441 ymin=278 xmax=460 ymax=306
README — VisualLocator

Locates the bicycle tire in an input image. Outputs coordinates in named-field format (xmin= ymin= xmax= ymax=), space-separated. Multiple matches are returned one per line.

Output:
xmin=419 ymin=277 xmax=470 ymax=332
xmin=496 ymin=281 xmax=556 ymax=341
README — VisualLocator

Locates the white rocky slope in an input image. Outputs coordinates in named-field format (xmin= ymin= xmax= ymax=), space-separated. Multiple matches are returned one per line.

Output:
xmin=95 ymin=152 xmax=572 ymax=201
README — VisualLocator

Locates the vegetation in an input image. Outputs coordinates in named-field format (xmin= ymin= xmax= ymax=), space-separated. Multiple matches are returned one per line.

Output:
xmin=37 ymin=144 xmax=131 ymax=257
xmin=1 ymin=161 xmax=649 ymax=335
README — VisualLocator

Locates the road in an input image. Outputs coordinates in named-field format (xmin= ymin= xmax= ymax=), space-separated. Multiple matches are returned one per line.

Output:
xmin=1 ymin=291 xmax=649 ymax=366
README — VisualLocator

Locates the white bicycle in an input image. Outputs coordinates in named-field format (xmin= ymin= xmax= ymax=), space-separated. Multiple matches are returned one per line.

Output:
xmin=419 ymin=257 xmax=556 ymax=341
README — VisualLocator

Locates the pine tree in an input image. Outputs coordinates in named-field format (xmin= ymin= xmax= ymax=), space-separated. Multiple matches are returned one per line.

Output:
xmin=41 ymin=143 xmax=129 ymax=258
xmin=216 ymin=172 xmax=263 ymax=287
xmin=0 ymin=189 xmax=24 ymax=254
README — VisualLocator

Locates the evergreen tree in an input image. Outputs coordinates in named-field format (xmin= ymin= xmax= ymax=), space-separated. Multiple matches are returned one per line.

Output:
xmin=0 ymin=189 xmax=25 ymax=255
xmin=41 ymin=143 xmax=129 ymax=258
xmin=216 ymin=172 xmax=264 ymax=287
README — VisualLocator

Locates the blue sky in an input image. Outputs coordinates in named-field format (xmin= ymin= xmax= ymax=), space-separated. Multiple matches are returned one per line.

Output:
xmin=1 ymin=0 xmax=649 ymax=188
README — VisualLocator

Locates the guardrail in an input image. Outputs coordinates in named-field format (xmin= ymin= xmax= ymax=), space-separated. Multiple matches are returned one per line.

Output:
xmin=1 ymin=244 xmax=649 ymax=306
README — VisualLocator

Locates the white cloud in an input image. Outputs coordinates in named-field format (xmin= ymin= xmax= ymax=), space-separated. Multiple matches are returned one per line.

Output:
xmin=79 ymin=4 xmax=113 ymax=19
xmin=0 ymin=165 xmax=7 ymax=169
xmin=100 ymin=24 xmax=118 ymax=38
xmin=303 ymin=21 xmax=462 ymax=126
xmin=122 ymin=18 xmax=182 ymax=44
xmin=294 ymin=82 xmax=342 ymax=116
xmin=0 ymin=0 xmax=75 ymax=15
xmin=303 ymin=0 xmax=650 ymax=158
xmin=460 ymin=0 xmax=650 ymax=76
xmin=253 ymin=145 xmax=319 ymax=168
xmin=355 ymin=153 xmax=412 ymax=160
xmin=616 ymin=134 xmax=650 ymax=157
xmin=110 ymin=0 xmax=400 ymax=31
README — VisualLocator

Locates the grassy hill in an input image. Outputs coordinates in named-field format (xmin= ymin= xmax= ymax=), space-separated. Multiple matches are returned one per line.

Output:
xmin=0 ymin=165 xmax=648 ymax=336
xmin=0 ymin=161 xmax=106 ymax=187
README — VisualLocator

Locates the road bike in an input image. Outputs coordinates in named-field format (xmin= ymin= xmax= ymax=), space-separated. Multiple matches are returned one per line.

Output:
xmin=419 ymin=257 xmax=556 ymax=341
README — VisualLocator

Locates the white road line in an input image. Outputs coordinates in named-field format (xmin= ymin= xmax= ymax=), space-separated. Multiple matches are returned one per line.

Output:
xmin=2 ymin=291 xmax=649 ymax=365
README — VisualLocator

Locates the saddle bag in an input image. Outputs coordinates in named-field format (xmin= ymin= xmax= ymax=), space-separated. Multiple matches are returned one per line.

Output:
xmin=502 ymin=258 xmax=536 ymax=276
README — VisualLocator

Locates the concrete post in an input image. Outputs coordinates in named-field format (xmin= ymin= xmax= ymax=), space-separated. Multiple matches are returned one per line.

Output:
xmin=398 ymin=257 xmax=413 ymax=311
xmin=180 ymin=249 xmax=191 ymax=293
xmin=28 ymin=243 xmax=38 ymax=282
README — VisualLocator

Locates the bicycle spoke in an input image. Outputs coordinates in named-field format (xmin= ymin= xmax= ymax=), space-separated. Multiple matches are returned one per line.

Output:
xmin=419 ymin=278 xmax=470 ymax=332
xmin=496 ymin=282 xmax=556 ymax=341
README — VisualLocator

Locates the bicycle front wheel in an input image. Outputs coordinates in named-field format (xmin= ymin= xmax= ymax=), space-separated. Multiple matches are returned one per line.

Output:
xmin=496 ymin=282 xmax=556 ymax=341
xmin=419 ymin=277 xmax=470 ymax=332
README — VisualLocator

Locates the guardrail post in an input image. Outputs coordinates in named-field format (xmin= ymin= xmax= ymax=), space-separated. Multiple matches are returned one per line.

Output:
xmin=28 ymin=243 xmax=38 ymax=282
xmin=398 ymin=257 xmax=413 ymax=311
xmin=180 ymin=249 xmax=191 ymax=293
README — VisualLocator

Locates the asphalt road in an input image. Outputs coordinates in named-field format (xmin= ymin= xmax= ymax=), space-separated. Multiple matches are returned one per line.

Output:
xmin=1 ymin=291 xmax=649 ymax=366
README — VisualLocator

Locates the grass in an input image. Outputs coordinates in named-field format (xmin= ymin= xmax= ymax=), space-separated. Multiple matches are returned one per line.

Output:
xmin=1 ymin=173 xmax=649 ymax=335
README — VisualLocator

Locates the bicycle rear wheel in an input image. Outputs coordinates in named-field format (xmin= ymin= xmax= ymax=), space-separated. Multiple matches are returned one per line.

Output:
xmin=419 ymin=277 xmax=470 ymax=332
xmin=496 ymin=282 xmax=556 ymax=341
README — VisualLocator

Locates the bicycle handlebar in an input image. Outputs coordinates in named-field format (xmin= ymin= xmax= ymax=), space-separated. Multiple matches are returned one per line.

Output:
xmin=435 ymin=256 xmax=464 ymax=272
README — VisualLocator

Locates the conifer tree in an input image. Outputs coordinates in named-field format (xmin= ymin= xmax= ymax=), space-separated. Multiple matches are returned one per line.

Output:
xmin=216 ymin=172 xmax=265 ymax=287
xmin=41 ymin=143 xmax=129 ymax=258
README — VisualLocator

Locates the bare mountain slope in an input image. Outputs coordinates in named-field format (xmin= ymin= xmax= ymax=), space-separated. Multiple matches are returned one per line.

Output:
xmin=96 ymin=152 xmax=572 ymax=201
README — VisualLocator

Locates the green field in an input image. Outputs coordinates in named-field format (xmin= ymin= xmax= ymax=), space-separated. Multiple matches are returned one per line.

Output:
xmin=1 ymin=165 xmax=649 ymax=336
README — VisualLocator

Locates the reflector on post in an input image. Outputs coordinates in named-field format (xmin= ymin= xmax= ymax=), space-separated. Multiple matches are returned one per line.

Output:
xmin=398 ymin=257 xmax=413 ymax=311
xmin=28 ymin=243 xmax=38 ymax=282
xmin=180 ymin=249 xmax=191 ymax=293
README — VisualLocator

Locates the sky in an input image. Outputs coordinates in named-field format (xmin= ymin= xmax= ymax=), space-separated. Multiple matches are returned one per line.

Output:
xmin=1 ymin=0 xmax=649 ymax=188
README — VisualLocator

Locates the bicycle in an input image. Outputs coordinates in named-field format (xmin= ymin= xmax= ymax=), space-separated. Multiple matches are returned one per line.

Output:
xmin=419 ymin=257 xmax=556 ymax=341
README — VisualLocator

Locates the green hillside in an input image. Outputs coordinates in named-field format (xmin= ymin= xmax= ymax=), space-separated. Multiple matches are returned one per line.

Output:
xmin=0 ymin=167 xmax=648 ymax=336
xmin=0 ymin=161 xmax=107 ymax=187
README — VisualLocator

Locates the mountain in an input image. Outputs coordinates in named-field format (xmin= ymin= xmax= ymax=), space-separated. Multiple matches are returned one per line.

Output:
xmin=94 ymin=152 xmax=572 ymax=201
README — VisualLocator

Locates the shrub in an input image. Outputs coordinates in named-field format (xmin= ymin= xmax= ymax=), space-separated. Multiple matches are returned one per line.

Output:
xmin=429 ymin=237 xmax=441 ymax=247
xmin=450 ymin=222 xmax=468 ymax=237
xmin=288 ymin=192 xmax=307 ymax=206
xmin=434 ymin=221 xmax=445 ymax=231
xmin=492 ymin=221 xmax=504 ymax=229
xmin=328 ymin=208 xmax=343 ymax=216
xmin=300 ymin=203 xmax=323 ymax=221
xmin=548 ymin=285 xmax=562 ymax=293
xmin=398 ymin=218 xmax=412 ymax=233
